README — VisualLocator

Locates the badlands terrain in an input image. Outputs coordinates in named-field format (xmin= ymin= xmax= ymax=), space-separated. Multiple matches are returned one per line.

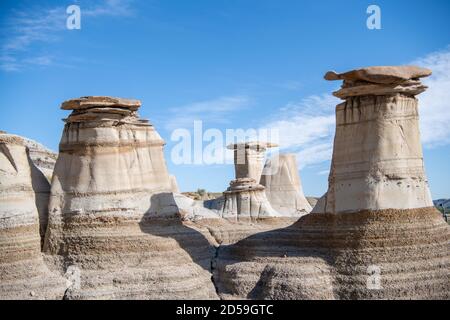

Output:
xmin=0 ymin=66 xmax=449 ymax=300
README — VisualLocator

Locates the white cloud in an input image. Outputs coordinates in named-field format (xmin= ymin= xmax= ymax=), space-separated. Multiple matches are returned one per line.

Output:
xmin=83 ymin=0 xmax=135 ymax=17
xmin=0 ymin=0 xmax=135 ymax=71
xmin=261 ymin=93 xmax=338 ymax=169
xmin=262 ymin=46 xmax=450 ymax=170
xmin=412 ymin=47 xmax=450 ymax=147
xmin=165 ymin=96 xmax=251 ymax=130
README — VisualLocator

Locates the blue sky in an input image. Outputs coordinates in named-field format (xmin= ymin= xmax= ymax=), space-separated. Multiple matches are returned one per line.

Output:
xmin=1 ymin=0 xmax=449 ymax=198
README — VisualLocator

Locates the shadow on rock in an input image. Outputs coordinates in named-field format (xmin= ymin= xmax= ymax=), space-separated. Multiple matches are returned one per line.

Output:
xmin=138 ymin=192 xmax=217 ymax=273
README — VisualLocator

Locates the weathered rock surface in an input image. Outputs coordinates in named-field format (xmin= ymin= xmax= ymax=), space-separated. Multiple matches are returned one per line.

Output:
xmin=218 ymin=142 xmax=279 ymax=220
xmin=216 ymin=207 xmax=449 ymax=299
xmin=21 ymin=136 xmax=57 ymax=182
xmin=324 ymin=65 xmax=432 ymax=84
xmin=0 ymin=132 xmax=56 ymax=241
xmin=260 ymin=154 xmax=312 ymax=216
xmin=44 ymin=96 xmax=218 ymax=299
xmin=215 ymin=66 xmax=450 ymax=300
xmin=229 ymin=142 xmax=278 ymax=182
xmin=0 ymin=133 xmax=66 ymax=299
xmin=314 ymin=66 xmax=434 ymax=213
xmin=306 ymin=197 xmax=319 ymax=208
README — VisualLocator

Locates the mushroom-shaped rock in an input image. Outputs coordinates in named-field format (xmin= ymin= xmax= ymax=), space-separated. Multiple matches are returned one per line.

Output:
xmin=215 ymin=66 xmax=450 ymax=300
xmin=44 ymin=96 xmax=218 ymax=299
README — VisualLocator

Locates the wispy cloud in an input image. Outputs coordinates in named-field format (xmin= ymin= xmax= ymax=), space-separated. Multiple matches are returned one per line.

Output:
xmin=260 ymin=93 xmax=338 ymax=169
xmin=0 ymin=0 xmax=135 ymax=72
xmin=83 ymin=0 xmax=135 ymax=17
xmin=260 ymin=45 xmax=450 ymax=170
xmin=413 ymin=46 xmax=450 ymax=147
xmin=165 ymin=95 xmax=251 ymax=130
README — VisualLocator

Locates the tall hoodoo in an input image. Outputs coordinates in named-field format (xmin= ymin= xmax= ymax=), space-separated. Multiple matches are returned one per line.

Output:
xmin=260 ymin=153 xmax=312 ymax=216
xmin=315 ymin=66 xmax=434 ymax=213
xmin=219 ymin=142 xmax=278 ymax=220
xmin=215 ymin=66 xmax=450 ymax=300
xmin=0 ymin=133 xmax=66 ymax=299
xmin=44 ymin=96 xmax=217 ymax=299
xmin=231 ymin=142 xmax=277 ymax=182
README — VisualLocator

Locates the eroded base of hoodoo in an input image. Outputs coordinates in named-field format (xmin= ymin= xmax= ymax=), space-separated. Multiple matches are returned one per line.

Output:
xmin=45 ymin=215 xmax=219 ymax=299
xmin=0 ymin=224 xmax=67 ymax=300
xmin=215 ymin=207 xmax=450 ymax=300
xmin=218 ymin=178 xmax=279 ymax=221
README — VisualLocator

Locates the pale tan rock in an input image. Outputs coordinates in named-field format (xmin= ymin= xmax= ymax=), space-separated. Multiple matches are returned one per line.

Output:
xmin=220 ymin=178 xmax=278 ymax=220
xmin=61 ymin=96 xmax=141 ymax=111
xmin=21 ymin=136 xmax=57 ymax=182
xmin=44 ymin=97 xmax=218 ymax=299
xmin=228 ymin=142 xmax=278 ymax=182
xmin=306 ymin=197 xmax=319 ymax=208
xmin=216 ymin=66 xmax=450 ymax=300
xmin=324 ymin=65 xmax=432 ymax=84
xmin=0 ymin=133 xmax=66 ymax=300
xmin=169 ymin=175 xmax=180 ymax=193
xmin=314 ymin=71 xmax=434 ymax=213
xmin=218 ymin=142 xmax=279 ymax=220
xmin=260 ymin=154 xmax=312 ymax=216
xmin=0 ymin=132 xmax=57 ymax=241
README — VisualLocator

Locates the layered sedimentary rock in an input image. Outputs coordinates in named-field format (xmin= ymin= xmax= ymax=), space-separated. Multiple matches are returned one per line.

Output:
xmin=0 ymin=132 xmax=55 ymax=241
xmin=22 ymin=136 xmax=57 ymax=182
xmin=44 ymin=96 xmax=218 ymax=299
xmin=260 ymin=154 xmax=312 ymax=216
xmin=216 ymin=66 xmax=450 ymax=300
xmin=0 ymin=133 xmax=66 ymax=299
xmin=231 ymin=142 xmax=278 ymax=182
xmin=315 ymin=65 xmax=434 ymax=213
xmin=218 ymin=142 xmax=278 ymax=220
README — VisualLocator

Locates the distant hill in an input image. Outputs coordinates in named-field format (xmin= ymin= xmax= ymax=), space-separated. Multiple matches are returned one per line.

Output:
xmin=434 ymin=199 xmax=450 ymax=210
xmin=434 ymin=199 xmax=450 ymax=223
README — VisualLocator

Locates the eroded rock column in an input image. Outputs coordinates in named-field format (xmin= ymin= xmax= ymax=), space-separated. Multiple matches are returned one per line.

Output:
xmin=314 ymin=66 xmax=434 ymax=213
xmin=220 ymin=142 xmax=278 ymax=220
xmin=44 ymin=96 xmax=218 ymax=299
xmin=260 ymin=153 xmax=312 ymax=216
xmin=0 ymin=133 xmax=66 ymax=299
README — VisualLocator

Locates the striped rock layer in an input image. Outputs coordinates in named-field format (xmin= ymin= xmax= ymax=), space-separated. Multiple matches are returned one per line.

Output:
xmin=215 ymin=207 xmax=449 ymax=299
xmin=0 ymin=133 xmax=66 ymax=300
xmin=215 ymin=66 xmax=450 ymax=300
xmin=43 ymin=97 xmax=218 ymax=299
xmin=219 ymin=178 xmax=278 ymax=221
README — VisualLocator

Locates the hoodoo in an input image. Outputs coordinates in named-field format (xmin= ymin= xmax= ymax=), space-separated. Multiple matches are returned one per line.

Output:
xmin=316 ymin=66 xmax=434 ymax=213
xmin=0 ymin=132 xmax=66 ymax=299
xmin=44 ymin=96 xmax=218 ymax=299
xmin=219 ymin=142 xmax=278 ymax=220
xmin=216 ymin=66 xmax=450 ymax=300
xmin=260 ymin=153 xmax=312 ymax=216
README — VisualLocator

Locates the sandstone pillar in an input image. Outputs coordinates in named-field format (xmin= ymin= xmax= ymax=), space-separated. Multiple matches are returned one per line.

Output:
xmin=220 ymin=142 xmax=278 ymax=220
xmin=0 ymin=133 xmax=66 ymax=299
xmin=44 ymin=96 xmax=217 ymax=299
xmin=260 ymin=153 xmax=312 ymax=216
xmin=314 ymin=66 xmax=434 ymax=213
xmin=216 ymin=66 xmax=450 ymax=300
